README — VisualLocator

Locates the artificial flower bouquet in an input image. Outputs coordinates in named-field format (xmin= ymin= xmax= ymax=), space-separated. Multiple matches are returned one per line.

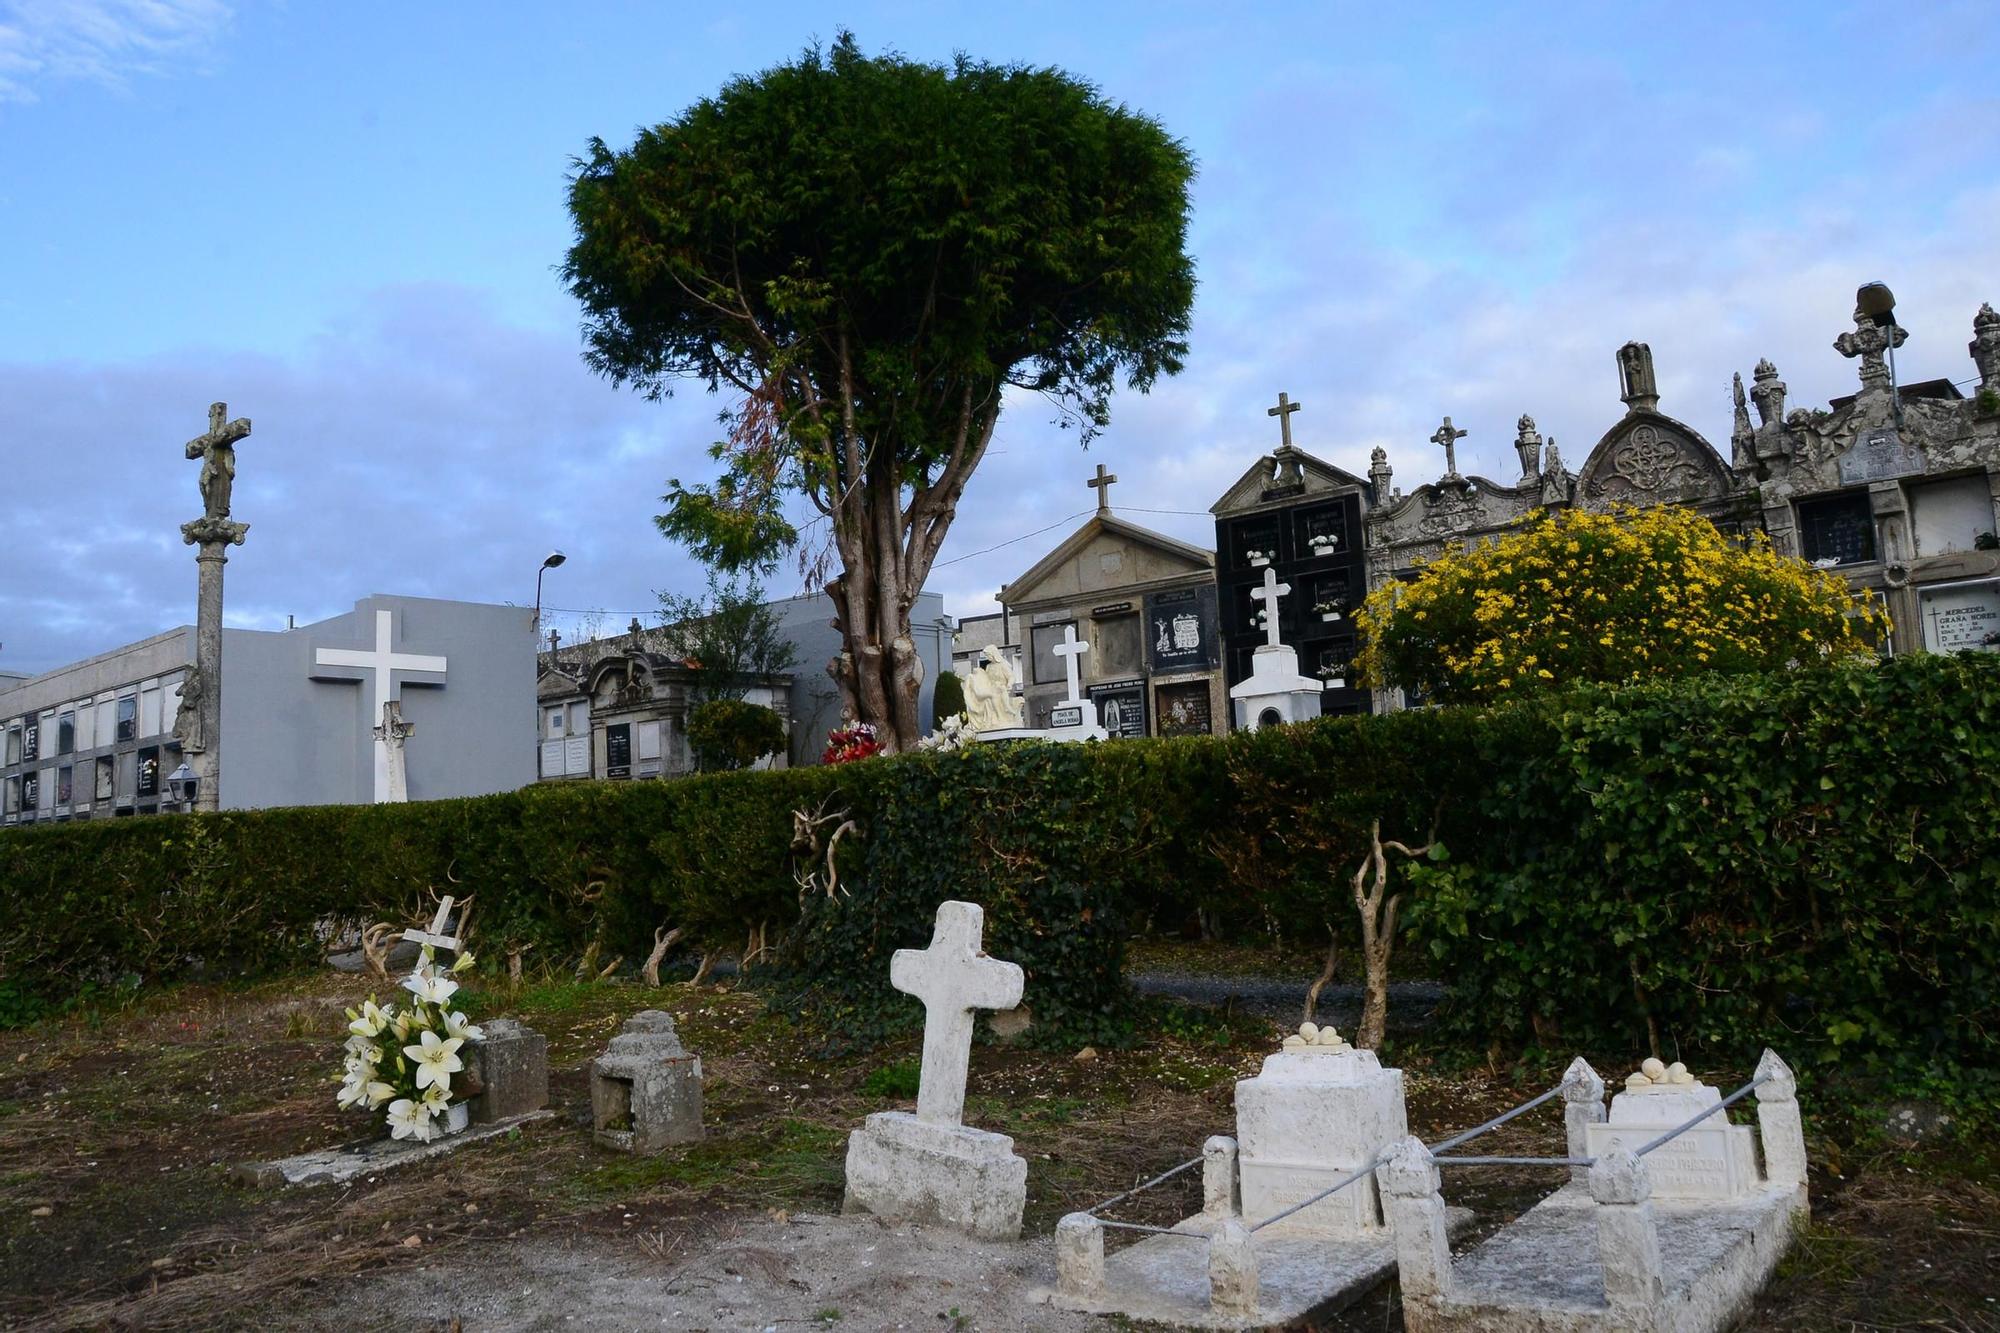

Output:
xmin=822 ymin=720 xmax=884 ymax=765
xmin=337 ymin=945 xmax=483 ymax=1142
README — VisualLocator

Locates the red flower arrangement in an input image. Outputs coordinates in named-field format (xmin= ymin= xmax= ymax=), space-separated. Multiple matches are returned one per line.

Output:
xmin=821 ymin=720 xmax=884 ymax=765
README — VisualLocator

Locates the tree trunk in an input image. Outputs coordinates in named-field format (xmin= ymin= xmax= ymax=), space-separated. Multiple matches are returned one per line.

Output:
xmin=1302 ymin=926 xmax=1340 ymax=1028
xmin=1351 ymin=817 xmax=1436 ymax=1051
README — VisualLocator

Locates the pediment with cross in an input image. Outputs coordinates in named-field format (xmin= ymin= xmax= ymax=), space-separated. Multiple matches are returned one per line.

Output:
xmin=1211 ymin=446 xmax=1372 ymax=517
xmin=1001 ymin=513 xmax=1214 ymax=607
xmin=1575 ymin=411 xmax=1736 ymax=510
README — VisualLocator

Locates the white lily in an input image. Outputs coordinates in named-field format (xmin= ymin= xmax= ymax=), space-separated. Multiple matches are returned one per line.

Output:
xmin=346 ymin=999 xmax=390 ymax=1039
xmin=451 ymin=950 xmax=476 ymax=975
xmin=403 ymin=1029 xmax=466 ymax=1092
xmin=402 ymin=969 xmax=460 ymax=1007
xmin=385 ymin=1097 xmax=434 ymax=1142
xmin=441 ymin=1009 xmax=484 ymax=1043
xmin=389 ymin=1009 xmax=413 ymax=1041
xmin=421 ymin=1082 xmax=453 ymax=1114
xmin=338 ymin=1069 xmax=395 ymax=1110
xmin=343 ymin=1035 xmax=383 ymax=1063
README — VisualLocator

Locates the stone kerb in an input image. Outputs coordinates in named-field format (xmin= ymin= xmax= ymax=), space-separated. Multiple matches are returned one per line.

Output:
xmin=590 ymin=1009 xmax=703 ymax=1153
xmin=842 ymin=901 xmax=1030 ymax=1240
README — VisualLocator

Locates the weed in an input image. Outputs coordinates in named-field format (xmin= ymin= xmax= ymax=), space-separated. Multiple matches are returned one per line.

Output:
xmin=861 ymin=1059 xmax=920 ymax=1099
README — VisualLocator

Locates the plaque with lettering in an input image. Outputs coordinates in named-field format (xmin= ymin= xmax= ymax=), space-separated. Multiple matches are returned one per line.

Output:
xmin=1920 ymin=581 xmax=2000 ymax=654
xmin=1050 ymin=705 xmax=1084 ymax=728
xmin=1155 ymin=681 xmax=1214 ymax=736
xmin=1087 ymin=679 xmax=1147 ymax=739
xmin=1145 ymin=585 xmax=1220 ymax=673
xmin=1837 ymin=426 xmax=1928 ymax=485
xmin=605 ymin=723 xmax=632 ymax=779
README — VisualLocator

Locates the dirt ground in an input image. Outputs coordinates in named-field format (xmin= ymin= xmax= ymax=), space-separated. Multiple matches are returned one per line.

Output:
xmin=0 ymin=958 xmax=1994 ymax=1331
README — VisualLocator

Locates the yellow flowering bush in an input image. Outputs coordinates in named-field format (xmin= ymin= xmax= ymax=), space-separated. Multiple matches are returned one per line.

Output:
xmin=1355 ymin=505 xmax=1889 ymax=703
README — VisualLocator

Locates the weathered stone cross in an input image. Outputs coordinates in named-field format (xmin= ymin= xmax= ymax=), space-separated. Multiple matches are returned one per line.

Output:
xmin=185 ymin=401 xmax=252 ymax=525
xmin=1053 ymin=623 xmax=1090 ymax=705
xmin=890 ymin=901 xmax=1025 ymax=1126
xmin=1267 ymin=392 xmax=1303 ymax=450
xmin=1086 ymin=463 xmax=1117 ymax=514
xmin=1431 ymin=416 xmax=1468 ymax=477
xmin=1250 ymin=565 xmax=1291 ymax=649
xmin=403 ymin=895 xmax=461 ymax=955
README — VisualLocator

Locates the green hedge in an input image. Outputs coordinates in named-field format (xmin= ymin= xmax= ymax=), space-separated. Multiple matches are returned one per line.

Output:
xmin=2 ymin=654 xmax=1996 ymax=1087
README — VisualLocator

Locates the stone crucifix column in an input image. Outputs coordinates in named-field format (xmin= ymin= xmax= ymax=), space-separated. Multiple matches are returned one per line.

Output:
xmin=178 ymin=402 xmax=252 ymax=813
xmin=843 ymin=900 xmax=1030 ymax=1239
xmin=375 ymin=700 xmax=416 ymax=803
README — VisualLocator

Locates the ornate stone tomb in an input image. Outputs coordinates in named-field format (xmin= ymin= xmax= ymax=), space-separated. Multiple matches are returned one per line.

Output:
xmin=1236 ymin=1025 xmax=1408 ymax=1233
xmin=1582 ymin=1058 xmax=1758 ymax=1201
xmin=843 ymin=901 xmax=1029 ymax=1240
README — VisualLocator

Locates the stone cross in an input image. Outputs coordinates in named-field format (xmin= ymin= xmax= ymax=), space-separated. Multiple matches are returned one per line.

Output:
xmin=1430 ymin=416 xmax=1467 ymax=478
xmin=313 ymin=609 xmax=448 ymax=803
xmin=1835 ymin=316 xmax=1907 ymax=392
xmin=1086 ymin=463 xmax=1117 ymax=514
xmin=402 ymin=895 xmax=461 ymax=955
xmin=889 ymin=901 xmax=1024 ymax=1126
xmin=374 ymin=700 xmax=415 ymax=803
xmin=178 ymin=401 xmax=253 ymax=814
xmin=1249 ymin=565 xmax=1291 ymax=648
xmin=1267 ymin=392 xmax=1302 ymax=450
xmin=1052 ymin=623 xmax=1090 ymax=705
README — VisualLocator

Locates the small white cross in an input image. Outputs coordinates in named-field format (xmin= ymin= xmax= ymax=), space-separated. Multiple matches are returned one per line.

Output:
xmin=890 ymin=902 xmax=1024 ymax=1127
xmin=1249 ymin=565 xmax=1291 ymax=649
xmin=402 ymin=895 xmax=460 ymax=954
xmin=1053 ymin=623 xmax=1090 ymax=705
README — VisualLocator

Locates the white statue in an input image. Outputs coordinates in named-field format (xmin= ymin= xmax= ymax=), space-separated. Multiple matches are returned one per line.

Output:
xmin=963 ymin=645 xmax=1024 ymax=732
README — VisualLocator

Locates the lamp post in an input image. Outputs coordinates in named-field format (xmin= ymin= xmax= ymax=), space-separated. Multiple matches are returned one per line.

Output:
xmin=534 ymin=551 xmax=566 ymax=630
xmin=166 ymin=760 xmax=198 ymax=813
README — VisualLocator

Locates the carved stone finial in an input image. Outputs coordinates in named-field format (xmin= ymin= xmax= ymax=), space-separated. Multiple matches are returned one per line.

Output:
xmin=1514 ymin=414 xmax=1543 ymax=482
xmin=1750 ymin=358 xmax=1787 ymax=427
xmin=1560 ymin=1056 xmax=1604 ymax=1103
xmin=1753 ymin=1048 xmax=1797 ymax=1103
xmin=1369 ymin=445 xmax=1393 ymax=496
xmin=1540 ymin=441 xmax=1567 ymax=507
xmin=1971 ymin=302 xmax=2000 ymax=391
xmin=1731 ymin=374 xmax=1755 ymax=471
xmin=1617 ymin=342 xmax=1659 ymax=413
xmin=1588 ymin=1148 xmax=1652 ymax=1206
xmin=1835 ymin=312 xmax=1907 ymax=392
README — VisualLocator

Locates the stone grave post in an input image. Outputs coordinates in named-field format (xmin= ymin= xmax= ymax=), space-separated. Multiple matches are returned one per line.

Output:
xmin=842 ymin=900 xmax=1028 ymax=1239
xmin=179 ymin=402 xmax=253 ymax=813
xmin=1589 ymin=1148 xmax=1667 ymax=1316
xmin=1560 ymin=1056 xmax=1606 ymax=1185
xmin=1753 ymin=1049 xmax=1808 ymax=1194
xmin=1377 ymin=1135 xmax=1454 ymax=1309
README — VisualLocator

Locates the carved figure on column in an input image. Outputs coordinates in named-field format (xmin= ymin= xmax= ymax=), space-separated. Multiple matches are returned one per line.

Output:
xmin=1514 ymin=414 xmax=1543 ymax=483
xmin=178 ymin=400 xmax=253 ymax=814
xmin=1730 ymin=374 xmax=1755 ymax=471
xmin=171 ymin=661 xmax=205 ymax=753
xmin=1617 ymin=342 xmax=1659 ymax=413
xmin=1540 ymin=441 xmax=1569 ymax=508
xmin=1971 ymin=303 xmax=2000 ymax=393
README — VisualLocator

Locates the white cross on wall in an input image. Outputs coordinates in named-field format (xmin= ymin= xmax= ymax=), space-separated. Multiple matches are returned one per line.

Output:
xmin=312 ymin=609 xmax=448 ymax=802
xmin=1250 ymin=565 xmax=1291 ymax=649
xmin=889 ymin=901 xmax=1025 ymax=1127
xmin=1053 ymin=623 xmax=1090 ymax=705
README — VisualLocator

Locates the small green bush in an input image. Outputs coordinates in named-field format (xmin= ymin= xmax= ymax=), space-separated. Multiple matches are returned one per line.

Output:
xmin=931 ymin=670 xmax=966 ymax=723
xmin=687 ymin=699 xmax=787 ymax=771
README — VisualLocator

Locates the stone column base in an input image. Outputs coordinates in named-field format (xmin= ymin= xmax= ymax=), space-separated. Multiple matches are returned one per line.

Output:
xmin=842 ymin=1111 xmax=1026 ymax=1240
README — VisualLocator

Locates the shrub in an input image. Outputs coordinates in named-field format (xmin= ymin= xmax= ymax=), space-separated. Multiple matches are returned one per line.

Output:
xmin=931 ymin=670 xmax=966 ymax=723
xmin=687 ymin=699 xmax=787 ymax=771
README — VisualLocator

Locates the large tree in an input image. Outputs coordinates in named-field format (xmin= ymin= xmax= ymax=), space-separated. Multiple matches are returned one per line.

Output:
xmin=563 ymin=34 xmax=1196 ymax=751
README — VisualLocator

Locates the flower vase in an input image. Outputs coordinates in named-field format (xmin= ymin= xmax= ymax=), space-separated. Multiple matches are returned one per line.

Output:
xmin=443 ymin=1102 xmax=470 ymax=1135
xmin=1249 ymin=556 xmax=1270 ymax=568
xmin=1320 ymin=611 xmax=1342 ymax=623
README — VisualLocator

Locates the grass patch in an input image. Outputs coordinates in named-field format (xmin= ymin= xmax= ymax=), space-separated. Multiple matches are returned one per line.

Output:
xmin=569 ymin=1117 xmax=846 ymax=1208
xmin=861 ymin=1060 xmax=920 ymax=1099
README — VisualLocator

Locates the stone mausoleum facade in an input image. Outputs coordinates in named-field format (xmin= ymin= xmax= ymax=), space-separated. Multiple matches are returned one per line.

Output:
xmin=1 ymin=594 xmax=536 ymax=823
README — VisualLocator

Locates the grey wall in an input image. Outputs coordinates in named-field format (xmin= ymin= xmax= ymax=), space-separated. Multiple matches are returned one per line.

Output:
xmin=767 ymin=590 xmax=949 ymax=763
xmin=220 ymin=594 xmax=538 ymax=809
xmin=0 ymin=629 xmax=192 ymax=719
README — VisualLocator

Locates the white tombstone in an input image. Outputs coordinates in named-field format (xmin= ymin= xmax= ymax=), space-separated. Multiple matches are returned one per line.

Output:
xmin=1235 ymin=1023 xmax=1408 ymax=1234
xmin=1045 ymin=624 xmax=1109 ymax=742
xmin=1583 ymin=1058 xmax=1759 ymax=1201
xmin=842 ymin=901 xmax=1029 ymax=1239
xmin=1229 ymin=567 xmax=1324 ymax=731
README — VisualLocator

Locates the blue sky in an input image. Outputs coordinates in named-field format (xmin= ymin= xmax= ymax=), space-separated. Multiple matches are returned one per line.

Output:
xmin=3 ymin=1 xmax=1996 ymax=674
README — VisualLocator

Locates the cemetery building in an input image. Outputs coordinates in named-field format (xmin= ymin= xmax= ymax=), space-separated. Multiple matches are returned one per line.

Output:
xmin=1212 ymin=395 xmax=1377 ymax=716
xmin=1 ymin=594 xmax=535 ymax=822
xmin=534 ymin=589 xmax=950 ymax=776
xmin=1361 ymin=293 xmax=2000 ymax=707
xmin=997 ymin=466 xmax=1228 ymax=737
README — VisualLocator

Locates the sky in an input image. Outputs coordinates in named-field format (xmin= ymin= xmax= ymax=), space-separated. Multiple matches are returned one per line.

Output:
xmin=2 ymin=0 xmax=1997 ymax=675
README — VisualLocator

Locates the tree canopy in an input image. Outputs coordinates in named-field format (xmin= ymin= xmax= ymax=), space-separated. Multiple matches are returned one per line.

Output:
xmin=1355 ymin=505 xmax=1890 ymax=704
xmin=564 ymin=33 xmax=1196 ymax=748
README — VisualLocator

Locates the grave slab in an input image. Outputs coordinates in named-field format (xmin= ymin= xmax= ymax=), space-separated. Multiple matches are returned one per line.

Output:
xmin=234 ymin=1110 xmax=553 ymax=1188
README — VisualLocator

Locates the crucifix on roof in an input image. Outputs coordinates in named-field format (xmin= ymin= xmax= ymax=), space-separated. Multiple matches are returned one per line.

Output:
xmin=1431 ymin=415 xmax=1468 ymax=479
xmin=1267 ymin=392 xmax=1303 ymax=451
xmin=1086 ymin=462 xmax=1117 ymax=514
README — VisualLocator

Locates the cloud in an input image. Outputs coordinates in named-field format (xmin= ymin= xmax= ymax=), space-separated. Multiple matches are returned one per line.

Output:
xmin=0 ymin=0 xmax=232 ymax=103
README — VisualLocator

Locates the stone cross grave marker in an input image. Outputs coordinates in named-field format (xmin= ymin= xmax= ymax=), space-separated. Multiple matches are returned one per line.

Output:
xmin=1250 ymin=565 xmax=1291 ymax=649
xmin=374 ymin=700 xmax=415 ymax=803
xmin=1052 ymin=623 xmax=1090 ymax=706
xmin=403 ymin=896 xmax=461 ymax=955
xmin=313 ymin=609 xmax=448 ymax=803
xmin=1430 ymin=415 xmax=1468 ymax=478
xmin=1267 ymin=391 xmax=1303 ymax=450
xmin=889 ymin=901 xmax=1025 ymax=1127
xmin=1086 ymin=462 xmax=1117 ymax=514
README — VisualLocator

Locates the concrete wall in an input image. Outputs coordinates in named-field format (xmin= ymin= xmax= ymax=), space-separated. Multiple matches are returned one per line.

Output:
xmin=767 ymin=590 xmax=950 ymax=762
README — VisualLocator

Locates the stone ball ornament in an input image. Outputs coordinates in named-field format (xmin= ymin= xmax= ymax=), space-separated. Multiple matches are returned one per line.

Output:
xmin=1281 ymin=1021 xmax=1354 ymax=1053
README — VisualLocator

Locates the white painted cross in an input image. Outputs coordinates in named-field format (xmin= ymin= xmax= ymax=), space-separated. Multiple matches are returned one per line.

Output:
xmin=1053 ymin=623 xmax=1090 ymax=705
xmin=403 ymin=895 xmax=460 ymax=954
xmin=889 ymin=901 xmax=1025 ymax=1127
xmin=312 ymin=609 xmax=448 ymax=803
xmin=1250 ymin=565 xmax=1291 ymax=649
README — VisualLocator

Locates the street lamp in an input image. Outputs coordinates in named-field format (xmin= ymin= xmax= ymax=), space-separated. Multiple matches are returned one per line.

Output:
xmin=166 ymin=761 xmax=198 ymax=811
xmin=534 ymin=551 xmax=566 ymax=630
